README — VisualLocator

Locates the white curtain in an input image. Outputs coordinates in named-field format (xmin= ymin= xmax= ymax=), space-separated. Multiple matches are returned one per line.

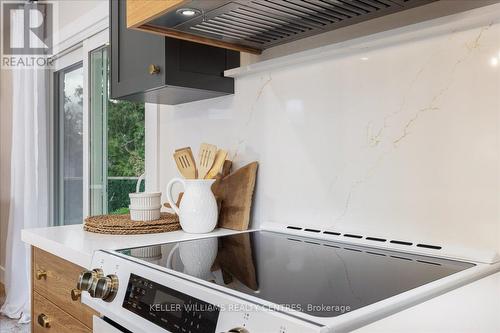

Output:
xmin=0 ymin=6 xmax=50 ymax=323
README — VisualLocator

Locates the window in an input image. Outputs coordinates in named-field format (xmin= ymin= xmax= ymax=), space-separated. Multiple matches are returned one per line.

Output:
xmin=54 ymin=63 xmax=84 ymax=225
xmin=89 ymin=46 xmax=144 ymax=216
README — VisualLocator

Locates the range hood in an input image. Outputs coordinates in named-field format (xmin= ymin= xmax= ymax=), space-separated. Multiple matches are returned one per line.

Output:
xmin=128 ymin=0 xmax=437 ymax=54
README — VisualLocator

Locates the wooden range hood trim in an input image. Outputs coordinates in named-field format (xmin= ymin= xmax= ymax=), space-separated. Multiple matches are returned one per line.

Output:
xmin=127 ymin=0 xmax=261 ymax=54
xmin=127 ymin=0 xmax=187 ymax=29
xmin=136 ymin=23 xmax=262 ymax=54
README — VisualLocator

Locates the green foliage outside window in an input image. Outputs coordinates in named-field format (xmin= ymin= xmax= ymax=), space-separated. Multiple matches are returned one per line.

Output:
xmin=107 ymin=100 xmax=145 ymax=214
xmin=107 ymin=100 xmax=145 ymax=177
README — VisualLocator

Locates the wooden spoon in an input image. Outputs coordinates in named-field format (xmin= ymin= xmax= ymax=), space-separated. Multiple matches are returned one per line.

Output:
xmin=173 ymin=147 xmax=197 ymax=179
xmin=198 ymin=143 xmax=217 ymax=179
xmin=205 ymin=149 xmax=228 ymax=179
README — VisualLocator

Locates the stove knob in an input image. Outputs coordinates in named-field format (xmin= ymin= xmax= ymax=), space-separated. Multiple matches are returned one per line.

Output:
xmin=227 ymin=328 xmax=249 ymax=333
xmin=77 ymin=268 xmax=103 ymax=291
xmin=89 ymin=274 xmax=119 ymax=302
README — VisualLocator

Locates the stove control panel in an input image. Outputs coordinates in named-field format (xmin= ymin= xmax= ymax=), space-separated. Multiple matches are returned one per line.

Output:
xmin=123 ymin=274 xmax=220 ymax=333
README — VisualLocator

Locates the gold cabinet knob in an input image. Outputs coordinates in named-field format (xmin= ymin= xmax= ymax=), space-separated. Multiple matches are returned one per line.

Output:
xmin=36 ymin=270 xmax=47 ymax=280
xmin=148 ymin=64 xmax=160 ymax=75
xmin=71 ymin=288 xmax=81 ymax=301
xmin=37 ymin=313 xmax=51 ymax=328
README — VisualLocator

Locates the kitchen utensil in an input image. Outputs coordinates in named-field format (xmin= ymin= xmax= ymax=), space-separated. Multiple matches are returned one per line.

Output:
xmin=221 ymin=160 xmax=232 ymax=178
xmin=212 ymin=162 xmax=258 ymax=231
xmin=173 ymin=147 xmax=197 ymax=179
xmin=197 ymin=143 xmax=217 ymax=179
xmin=129 ymin=174 xmax=162 ymax=221
xmin=166 ymin=178 xmax=218 ymax=233
xmin=205 ymin=149 xmax=228 ymax=179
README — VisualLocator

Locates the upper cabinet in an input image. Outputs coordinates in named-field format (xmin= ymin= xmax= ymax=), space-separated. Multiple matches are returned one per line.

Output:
xmin=125 ymin=0 xmax=438 ymax=55
xmin=110 ymin=0 xmax=239 ymax=105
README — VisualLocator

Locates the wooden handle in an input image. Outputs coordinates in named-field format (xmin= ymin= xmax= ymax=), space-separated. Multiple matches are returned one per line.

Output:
xmin=71 ymin=289 xmax=81 ymax=301
xmin=36 ymin=269 xmax=47 ymax=280
xmin=37 ymin=313 xmax=51 ymax=328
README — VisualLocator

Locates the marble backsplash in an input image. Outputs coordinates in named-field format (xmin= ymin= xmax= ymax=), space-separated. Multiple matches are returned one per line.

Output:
xmin=152 ymin=4 xmax=500 ymax=254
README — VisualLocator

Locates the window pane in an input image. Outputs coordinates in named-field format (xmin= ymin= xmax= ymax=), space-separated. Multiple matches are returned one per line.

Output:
xmin=89 ymin=47 xmax=145 ymax=216
xmin=90 ymin=48 xmax=108 ymax=216
xmin=58 ymin=65 xmax=83 ymax=225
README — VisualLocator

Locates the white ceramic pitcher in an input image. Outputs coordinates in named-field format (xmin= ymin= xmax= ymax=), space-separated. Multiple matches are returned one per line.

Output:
xmin=166 ymin=178 xmax=218 ymax=233
xmin=165 ymin=238 xmax=219 ymax=280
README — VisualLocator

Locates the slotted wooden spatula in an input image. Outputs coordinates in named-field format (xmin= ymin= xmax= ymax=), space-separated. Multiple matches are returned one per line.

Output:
xmin=198 ymin=143 xmax=217 ymax=179
xmin=173 ymin=147 xmax=197 ymax=179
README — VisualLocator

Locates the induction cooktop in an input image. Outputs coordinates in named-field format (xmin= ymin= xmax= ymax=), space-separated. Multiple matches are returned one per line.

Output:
xmin=117 ymin=230 xmax=474 ymax=318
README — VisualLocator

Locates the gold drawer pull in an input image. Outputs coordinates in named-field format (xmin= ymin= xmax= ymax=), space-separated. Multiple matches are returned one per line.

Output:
xmin=148 ymin=64 xmax=160 ymax=75
xmin=71 ymin=288 xmax=81 ymax=301
xmin=36 ymin=270 xmax=47 ymax=280
xmin=37 ymin=313 xmax=51 ymax=328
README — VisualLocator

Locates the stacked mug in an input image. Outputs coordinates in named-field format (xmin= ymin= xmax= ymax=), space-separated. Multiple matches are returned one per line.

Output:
xmin=129 ymin=174 xmax=162 ymax=221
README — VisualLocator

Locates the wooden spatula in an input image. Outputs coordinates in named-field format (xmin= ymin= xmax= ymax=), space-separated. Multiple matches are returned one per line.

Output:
xmin=173 ymin=147 xmax=197 ymax=179
xmin=198 ymin=143 xmax=217 ymax=179
xmin=205 ymin=149 xmax=228 ymax=179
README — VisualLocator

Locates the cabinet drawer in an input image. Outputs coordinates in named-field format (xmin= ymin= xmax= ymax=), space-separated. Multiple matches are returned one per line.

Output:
xmin=33 ymin=292 xmax=91 ymax=333
xmin=33 ymin=247 xmax=97 ymax=328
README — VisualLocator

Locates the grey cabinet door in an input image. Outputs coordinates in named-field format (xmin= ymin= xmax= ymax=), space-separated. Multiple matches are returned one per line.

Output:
xmin=110 ymin=0 xmax=165 ymax=99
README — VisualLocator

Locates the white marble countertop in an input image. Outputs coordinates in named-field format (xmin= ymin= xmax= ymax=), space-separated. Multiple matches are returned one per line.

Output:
xmin=21 ymin=224 xmax=241 ymax=268
xmin=354 ymin=271 xmax=500 ymax=333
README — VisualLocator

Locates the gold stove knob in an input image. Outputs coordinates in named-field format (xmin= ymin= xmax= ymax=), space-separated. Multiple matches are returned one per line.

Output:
xmin=77 ymin=268 xmax=103 ymax=291
xmin=89 ymin=274 xmax=119 ymax=302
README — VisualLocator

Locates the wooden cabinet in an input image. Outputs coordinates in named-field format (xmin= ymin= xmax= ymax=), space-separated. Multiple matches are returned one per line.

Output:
xmin=110 ymin=0 xmax=239 ymax=105
xmin=32 ymin=247 xmax=97 ymax=332
xmin=33 ymin=293 xmax=91 ymax=333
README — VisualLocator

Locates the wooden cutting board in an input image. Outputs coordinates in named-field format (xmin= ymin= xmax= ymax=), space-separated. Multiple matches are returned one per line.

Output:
xmin=212 ymin=162 xmax=258 ymax=231
xmin=215 ymin=233 xmax=258 ymax=290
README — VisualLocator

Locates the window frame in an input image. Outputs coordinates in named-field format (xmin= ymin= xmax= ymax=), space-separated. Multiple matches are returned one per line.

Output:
xmin=88 ymin=45 xmax=109 ymax=216
xmin=51 ymin=27 xmax=148 ymax=224
xmin=82 ymin=30 xmax=109 ymax=218
xmin=53 ymin=61 xmax=84 ymax=226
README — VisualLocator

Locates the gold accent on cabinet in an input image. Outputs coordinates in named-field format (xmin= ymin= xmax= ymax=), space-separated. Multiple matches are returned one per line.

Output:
xmin=148 ymin=64 xmax=160 ymax=75
xmin=70 ymin=289 xmax=81 ymax=301
xmin=32 ymin=247 xmax=97 ymax=330
xmin=37 ymin=313 xmax=51 ymax=328
xmin=33 ymin=292 xmax=91 ymax=333
xmin=36 ymin=270 xmax=47 ymax=280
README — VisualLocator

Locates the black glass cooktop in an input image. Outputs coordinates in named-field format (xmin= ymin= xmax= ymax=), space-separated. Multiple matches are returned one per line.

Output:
xmin=117 ymin=231 xmax=474 ymax=318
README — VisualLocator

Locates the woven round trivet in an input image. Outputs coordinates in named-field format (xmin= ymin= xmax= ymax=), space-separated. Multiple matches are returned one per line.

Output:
xmin=84 ymin=212 xmax=181 ymax=235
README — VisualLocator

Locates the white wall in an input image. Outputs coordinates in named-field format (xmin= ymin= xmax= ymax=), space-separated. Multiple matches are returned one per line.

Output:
xmin=153 ymin=4 xmax=500 ymax=256
xmin=57 ymin=0 xmax=105 ymax=31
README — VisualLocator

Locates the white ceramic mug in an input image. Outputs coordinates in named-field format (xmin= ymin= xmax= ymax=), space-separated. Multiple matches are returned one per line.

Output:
xmin=166 ymin=178 xmax=218 ymax=233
